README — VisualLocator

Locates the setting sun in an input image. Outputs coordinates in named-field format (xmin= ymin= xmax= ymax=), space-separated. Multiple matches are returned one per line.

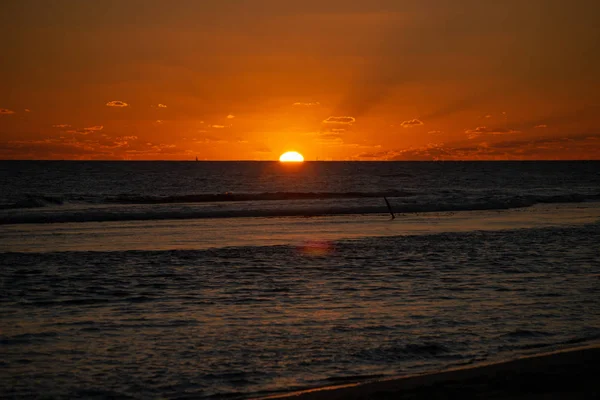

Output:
xmin=279 ymin=151 xmax=304 ymax=162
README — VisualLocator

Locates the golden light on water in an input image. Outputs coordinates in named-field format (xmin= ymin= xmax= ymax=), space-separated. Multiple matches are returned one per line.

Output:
xmin=279 ymin=151 xmax=304 ymax=162
xmin=297 ymin=240 xmax=333 ymax=257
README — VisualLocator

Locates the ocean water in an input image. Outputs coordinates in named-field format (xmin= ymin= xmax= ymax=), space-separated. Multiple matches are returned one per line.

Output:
xmin=1 ymin=161 xmax=600 ymax=399
xmin=1 ymin=161 xmax=599 ymax=224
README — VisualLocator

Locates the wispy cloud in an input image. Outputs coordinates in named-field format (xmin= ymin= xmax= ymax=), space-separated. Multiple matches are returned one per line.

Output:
xmin=293 ymin=102 xmax=320 ymax=107
xmin=106 ymin=136 xmax=139 ymax=148
xmin=24 ymin=109 xmax=31 ymax=112
xmin=323 ymin=116 xmax=355 ymax=125
xmin=83 ymin=125 xmax=104 ymax=131
xmin=195 ymin=136 xmax=227 ymax=144
xmin=0 ymin=108 xmax=15 ymax=115
xmin=106 ymin=100 xmax=129 ymax=107
xmin=158 ymin=104 xmax=167 ymax=108
xmin=52 ymin=124 xmax=72 ymax=128
xmin=354 ymin=134 xmax=600 ymax=161
xmin=465 ymin=126 xmax=520 ymax=139
xmin=401 ymin=119 xmax=424 ymax=128
xmin=535 ymin=124 xmax=548 ymax=129
xmin=226 ymin=114 xmax=235 ymax=119
xmin=71 ymin=125 xmax=104 ymax=135
xmin=428 ymin=130 xmax=444 ymax=134
xmin=316 ymin=132 xmax=345 ymax=145
xmin=0 ymin=135 xmax=191 ymax=160
xmin=210 ymin=125 xmax=226 ymax=129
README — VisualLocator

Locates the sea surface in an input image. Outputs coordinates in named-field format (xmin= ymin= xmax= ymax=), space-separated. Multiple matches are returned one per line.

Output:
xmin=1 ymin=161 xmax=600 ymax=399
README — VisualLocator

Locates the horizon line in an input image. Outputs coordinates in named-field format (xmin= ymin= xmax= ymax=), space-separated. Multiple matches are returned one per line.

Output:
xmin=1 ymin=159 xmax=599 ymax=162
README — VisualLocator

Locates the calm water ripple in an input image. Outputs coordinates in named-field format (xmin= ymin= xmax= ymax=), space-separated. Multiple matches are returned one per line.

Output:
xmin=1 ymin=223 xmax=600 ymax=398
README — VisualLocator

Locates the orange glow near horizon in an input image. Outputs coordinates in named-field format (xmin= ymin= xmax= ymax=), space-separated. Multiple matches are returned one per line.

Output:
xmin=0 ymin=2 xmax=599 ymax=160
xmin=279 ymin=151 xmax=304 ymax=162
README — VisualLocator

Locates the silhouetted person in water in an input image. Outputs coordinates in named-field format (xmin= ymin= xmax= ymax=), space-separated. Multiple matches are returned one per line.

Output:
xmin=384 ymin=196 xmax=396 ymax=219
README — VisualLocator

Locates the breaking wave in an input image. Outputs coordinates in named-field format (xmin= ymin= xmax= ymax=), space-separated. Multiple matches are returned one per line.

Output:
xmin=0 ymin=194 xmax=64 ymax=210
xmin=0 ymin=192 xmax=599 ymax=225
xmin=0 ymin=190 xmax=414 ymax=210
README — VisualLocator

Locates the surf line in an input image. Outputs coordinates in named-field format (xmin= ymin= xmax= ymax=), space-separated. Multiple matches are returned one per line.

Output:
xmin=384 ymin=196 xmax=396 ymax=220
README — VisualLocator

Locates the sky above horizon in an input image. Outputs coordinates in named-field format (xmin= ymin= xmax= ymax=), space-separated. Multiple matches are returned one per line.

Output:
xmin=1 ymin=0 xmax=599 ymax=160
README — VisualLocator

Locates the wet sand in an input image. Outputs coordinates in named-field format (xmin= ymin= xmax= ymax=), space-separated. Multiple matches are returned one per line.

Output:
xmin=261 ymin=345 xmax=600 ymax=400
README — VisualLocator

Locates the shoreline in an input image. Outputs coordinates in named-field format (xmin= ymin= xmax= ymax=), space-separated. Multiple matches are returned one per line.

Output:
xmin=256 ymin=344 xmax=600 ymax=399
xmin=2 ymin=201 xmax=599 ymax=253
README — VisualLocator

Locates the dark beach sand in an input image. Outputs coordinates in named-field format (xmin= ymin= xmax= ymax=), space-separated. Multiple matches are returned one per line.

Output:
xmin=259 ymin=345 xmax=600 ymax=400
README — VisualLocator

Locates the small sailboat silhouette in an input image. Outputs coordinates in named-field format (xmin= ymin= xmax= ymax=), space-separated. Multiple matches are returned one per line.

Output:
xmin=195 ymin=156 xmax=198 ymax=161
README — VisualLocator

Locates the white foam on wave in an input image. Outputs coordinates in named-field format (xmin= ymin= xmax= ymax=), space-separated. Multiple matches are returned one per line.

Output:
xmin=1 ymin=192 xmax=598 ymax=225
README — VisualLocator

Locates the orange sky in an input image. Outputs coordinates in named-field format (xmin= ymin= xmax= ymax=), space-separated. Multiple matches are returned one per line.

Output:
xmin=1 ymin=0 xmax=599 ymax=160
